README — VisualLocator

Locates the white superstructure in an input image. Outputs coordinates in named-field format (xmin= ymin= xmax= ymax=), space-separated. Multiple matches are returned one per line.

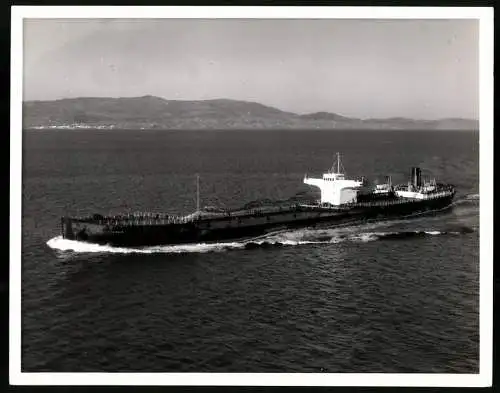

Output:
xmin=304 ymin=154 xmax=454 ymax=206
xmin=394 ymin=179 xmax=451 ymax=200
xmin=304 ymin=153 xmax=363 ymax=206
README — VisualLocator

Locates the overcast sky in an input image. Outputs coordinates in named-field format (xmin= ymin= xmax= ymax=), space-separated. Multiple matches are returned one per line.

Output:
xmin=23 ymin=18 xmax=478 ymax=119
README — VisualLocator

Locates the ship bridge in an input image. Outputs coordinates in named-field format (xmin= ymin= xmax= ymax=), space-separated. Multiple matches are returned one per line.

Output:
xmin=304 ymin=153 xmax=363 ymax=206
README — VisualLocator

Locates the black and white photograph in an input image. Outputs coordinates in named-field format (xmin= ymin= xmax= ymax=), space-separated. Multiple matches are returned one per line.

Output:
xmin=11 ymin=6 xmax=493 ymax=387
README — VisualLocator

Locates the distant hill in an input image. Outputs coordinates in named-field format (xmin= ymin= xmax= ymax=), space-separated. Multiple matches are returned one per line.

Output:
xmin=299 ymin=111 xmax=354 ymax=122
xmin=22 ymin=96 xmax=479 ymax=130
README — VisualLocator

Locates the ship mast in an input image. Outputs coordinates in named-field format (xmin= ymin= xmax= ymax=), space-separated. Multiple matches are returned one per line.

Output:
xmin=337 ymin=152 xmax=340 ymax=173
xmin=196 ymin=174 xmax=200 ymax=213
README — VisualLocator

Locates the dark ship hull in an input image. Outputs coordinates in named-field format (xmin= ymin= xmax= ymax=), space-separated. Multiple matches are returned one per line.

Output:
xmin=61 ymin=192 xmax=455 ymax=247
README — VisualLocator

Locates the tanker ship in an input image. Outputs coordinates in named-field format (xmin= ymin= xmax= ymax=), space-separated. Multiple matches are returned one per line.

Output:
xmin=60 ymin=154 xmax=455 ymax=247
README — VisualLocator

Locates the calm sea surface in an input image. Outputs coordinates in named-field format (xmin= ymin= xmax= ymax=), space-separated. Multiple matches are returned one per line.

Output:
xmin=22 ymin=129 xmax=479 ymax=373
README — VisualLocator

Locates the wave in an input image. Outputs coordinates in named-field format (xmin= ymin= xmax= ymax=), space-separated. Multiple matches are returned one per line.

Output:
xmin=365 ymin=229 xmax=456 ymax=241
xmin=46 ymin=223 xmax=475 ymax=255
xmin=263 ymin=227 xmax=472 ymax=245
xmin=453 ymin=193 xmax=479 ymax=206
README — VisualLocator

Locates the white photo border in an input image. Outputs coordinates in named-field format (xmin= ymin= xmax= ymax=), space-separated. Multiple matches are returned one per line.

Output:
xmin=10 ymin=6 xmax=494 ymax=387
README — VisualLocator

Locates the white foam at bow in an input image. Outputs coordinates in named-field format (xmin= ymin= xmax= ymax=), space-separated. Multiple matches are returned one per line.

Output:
xmin=46 ymin=236 xmax=245 ymax=254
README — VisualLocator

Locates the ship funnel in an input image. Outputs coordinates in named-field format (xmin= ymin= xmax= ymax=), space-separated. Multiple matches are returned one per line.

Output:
xmin=411 ymin=167 xmax=422 ymax=188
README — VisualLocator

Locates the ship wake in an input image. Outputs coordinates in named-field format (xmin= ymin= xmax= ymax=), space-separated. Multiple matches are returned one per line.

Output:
xmin=247 ymin=224 xmax=475 ymax=248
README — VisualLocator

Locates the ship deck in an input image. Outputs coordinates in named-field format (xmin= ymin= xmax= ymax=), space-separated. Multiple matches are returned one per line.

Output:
xmin=66 ymin=188 xmax=454 ymax=228
xmin=68 ymin=204 xmax=332 ymax=227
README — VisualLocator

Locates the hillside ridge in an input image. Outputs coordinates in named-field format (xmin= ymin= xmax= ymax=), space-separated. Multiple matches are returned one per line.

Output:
xmin=22 ymin=96 xmax=479 ymax=130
